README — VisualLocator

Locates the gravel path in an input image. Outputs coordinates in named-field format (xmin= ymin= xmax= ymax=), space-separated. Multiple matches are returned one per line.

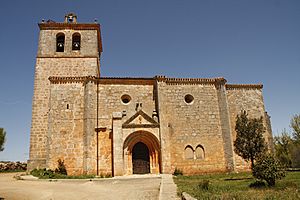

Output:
xmin=0 ymin=173 xmax=161 ymax=200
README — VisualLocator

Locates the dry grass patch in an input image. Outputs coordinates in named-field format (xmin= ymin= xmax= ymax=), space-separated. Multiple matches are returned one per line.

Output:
xmin=174 ymin=172 xmax=300 ymax=200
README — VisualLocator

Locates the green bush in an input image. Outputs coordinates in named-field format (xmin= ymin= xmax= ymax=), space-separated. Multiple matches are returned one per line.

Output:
xmin=173 ymin=168 xmax=183 ymax=176
xmin=30 ymin=168 xmax=55 ymax=179
xmin=30 ymin=168 xmax=95 ymax=179
xmin=30 ymin=159 xmax=68 ymax=179
xmin=198 ymin=179 xmax=210 ymax=190
xmin=252 ymin=153 xmax=285 ymax=186
xmin=54 ymin=159 xmax=67 ymax=175
xmin=249 ymin=180 xmax=266 ymax=188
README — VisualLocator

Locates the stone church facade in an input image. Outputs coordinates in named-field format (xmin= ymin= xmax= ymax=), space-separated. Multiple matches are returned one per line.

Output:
xmin=28 ymin=14 xmax=273 ymax=176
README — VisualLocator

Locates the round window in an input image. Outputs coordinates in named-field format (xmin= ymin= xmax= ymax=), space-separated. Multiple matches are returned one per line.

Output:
xmin=121 ymin=94 xmax=131 ymax=104
xmin=184 ymin=94 xmax=194 ymax=104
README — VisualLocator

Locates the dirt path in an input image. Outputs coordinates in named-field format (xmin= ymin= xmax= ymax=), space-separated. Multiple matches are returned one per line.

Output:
xmin=0 ymin=173 xmax=161 ymax=200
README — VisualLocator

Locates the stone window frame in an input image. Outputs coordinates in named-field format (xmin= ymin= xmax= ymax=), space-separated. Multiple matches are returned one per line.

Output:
xmin=195 ymin=144 xmax=205 ymax=160
xmin=72 ymin=33 xmax=81 ymax=51
xmin=121 ymin=94 xmax=132 ymax=105
xmin=184 ymin=145 xmax=194 ymax=160
xmin=184 ymin=144 xmax=205 ymax=160
xmin=184 ymin=94 xmax=194 ymax=105
xmin=56 ymin=32 xmax=65 ymax=52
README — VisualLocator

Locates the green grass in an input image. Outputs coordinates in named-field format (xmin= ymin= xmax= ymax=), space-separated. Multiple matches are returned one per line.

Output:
xmin=30 ymin=168 xmax=96 ymax=179
xmin=40 ymin=174 xmax=96 ymax=179
xmin=0 ymin=169 xmax=26 ymax=173
xmin=174 ymin=172 xmax=300 ymax=200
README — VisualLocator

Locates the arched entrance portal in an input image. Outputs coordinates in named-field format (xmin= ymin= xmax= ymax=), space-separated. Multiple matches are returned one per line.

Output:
xmin=132 ymin=142 xmax=150 ymax=174
xmin=123 ymin=131 xmax=161 ymax=175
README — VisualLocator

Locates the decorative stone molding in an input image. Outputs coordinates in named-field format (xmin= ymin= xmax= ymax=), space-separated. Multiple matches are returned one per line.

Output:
xmin=122 ymin=110 xmax=160 ymax=128
xmin=154 ymin=75 xmax=167 ymax=82
xmin=225 ymin=84 xmax=263 ymax=90
xmin=36 ymin=55 xmax=100 ymax=58
xmin=155 ymin=76 xmax=227 ymax=85
xmin=49 ymin=76 xmax=253 ymax=87
xmin=48 ymin=76 xmax=97 ymax=84
xmin=49 ymin=76 xmax=155 ymax=85
xmin=98 ymin=77 xmax=154 ymax=85
xmin=166 ymin=77 xmax=226 ymax=85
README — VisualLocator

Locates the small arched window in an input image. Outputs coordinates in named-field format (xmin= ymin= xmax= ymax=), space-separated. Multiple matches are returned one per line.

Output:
xmin=72 ymin=33 xmax=81 ymax=50
xmin=195 ymin=145 xmax=205 ymax=159
xmin=56 ymin=33 xmax=65 ymax=52
xmin=184 ymin=145 xmax=194 ymax=160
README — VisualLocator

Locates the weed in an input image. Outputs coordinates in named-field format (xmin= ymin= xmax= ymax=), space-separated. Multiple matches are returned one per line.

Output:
xmin=198 ymin=179 xmax=210 ymax=190
xmin=173 ymin=168 xmax=183 ymax=176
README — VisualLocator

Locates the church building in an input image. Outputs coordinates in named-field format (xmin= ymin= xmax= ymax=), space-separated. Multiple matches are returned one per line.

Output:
xmin=28 ymin=13 xmax=273 ymax=176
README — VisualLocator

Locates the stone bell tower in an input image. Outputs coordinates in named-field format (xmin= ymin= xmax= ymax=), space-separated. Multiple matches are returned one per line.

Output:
xmin=28 ymin=13 xmax=103 ymax=171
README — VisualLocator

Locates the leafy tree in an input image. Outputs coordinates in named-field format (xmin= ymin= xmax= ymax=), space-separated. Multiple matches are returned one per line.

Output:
xmin=234 ymin=110 xmax=266 ymax=168
xmin=252 ymin=153 xmax=285 ymax=186
xmin=274 ymin=129 xmax=292 ymax=167
xmin=289 ymin=114 xmax=300 ymax=167
xmin=289 ymin=142 xmax=300 ymax=168
xmin=291 ymin=114 xmax=300 ymax=142
xmin=0 ymin=128 xmax=6 ymax=152
xmin=274 ymin=114 xmax=300 ymax=168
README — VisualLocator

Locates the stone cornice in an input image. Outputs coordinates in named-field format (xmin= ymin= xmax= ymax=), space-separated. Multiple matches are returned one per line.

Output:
xmin=36 ymin=56 xmax=99 ymax=59
xmin=98 ymin=77 xmax=155 ymax=85
xmin=38 ymin=22 xmax=100 ymax=31
xmin=155 ymin=76 xmax=227 ymax=85
xmin=122 ymin=124 xmax=160 ymax=128
xmin=225 ymin=84 xmax=263 ymax=90
xmin=49 ymin=76 xmax=88 ymax=84
xmin=49 ymin=76 xmax=155 ymax=85
xmin=38 ymin=22 xmax=103 ymax=53
xmin=49 ymin=76 xmax=262 ymax=89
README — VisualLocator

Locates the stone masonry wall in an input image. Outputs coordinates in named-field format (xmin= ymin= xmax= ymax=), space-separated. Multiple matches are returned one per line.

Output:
xmin=158 ymin=82 xmax=227 ymax=175
xmin=226 ymin=87 xmax=272 ymax=171
xmin=37 ymin=29 xmax=99 ymax=58
xmin=41 ymin=79 xmax=157 ymax=175
xmin=28 ymin=27 xmax=100 ymax=171
xmin=96 ymin=83 xmax=156 ymax=175
xmin=43 ymin=78 xmax=272 ymax=176
xmin=48 ymin=82 xmax=85 ymax=175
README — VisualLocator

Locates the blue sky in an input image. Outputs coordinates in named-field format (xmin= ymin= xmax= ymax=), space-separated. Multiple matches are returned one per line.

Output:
xmin=0 ymin=0 xmax=299 ymax=161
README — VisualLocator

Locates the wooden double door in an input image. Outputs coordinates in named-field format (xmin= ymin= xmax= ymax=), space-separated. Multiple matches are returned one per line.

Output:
xmin=132 ymin=142 xmax=150 ymax=174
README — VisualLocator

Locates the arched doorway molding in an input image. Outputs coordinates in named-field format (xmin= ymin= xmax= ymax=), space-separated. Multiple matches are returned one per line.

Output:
xmin=123 ymin=131 xmax=161 ymax=175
